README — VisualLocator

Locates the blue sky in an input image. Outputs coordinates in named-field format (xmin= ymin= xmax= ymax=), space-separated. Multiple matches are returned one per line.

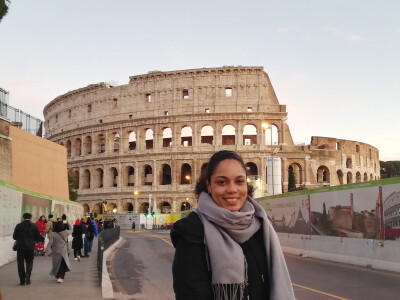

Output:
xmin=1 ymin=0 xmax=399 ymax=160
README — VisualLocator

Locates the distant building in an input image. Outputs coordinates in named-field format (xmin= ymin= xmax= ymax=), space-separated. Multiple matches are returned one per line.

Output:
xmin=43 ymin=66 xmax=380 ymax=214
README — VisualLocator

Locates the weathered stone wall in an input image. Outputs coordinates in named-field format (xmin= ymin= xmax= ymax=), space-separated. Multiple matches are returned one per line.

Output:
xmin=43 ymin=66 xmax=380 ymax=213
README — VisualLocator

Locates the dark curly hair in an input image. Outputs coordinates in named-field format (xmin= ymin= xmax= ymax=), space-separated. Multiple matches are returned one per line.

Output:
xmin=195 ymin=150 xmax=254 ymax=197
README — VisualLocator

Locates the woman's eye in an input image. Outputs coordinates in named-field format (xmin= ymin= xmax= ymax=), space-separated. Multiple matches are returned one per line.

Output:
xmin=236 ymin=179 xmax=245 ymax=184
xmin=217 ymin=180 xmax=226 ymax=184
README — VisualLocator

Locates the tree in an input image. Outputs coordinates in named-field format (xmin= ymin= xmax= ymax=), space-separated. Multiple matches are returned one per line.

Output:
xmin=68 ymin=173 xmax=78 ymax=201
xmin=380 ymin=161 xmax=400 ymax=178
xmin=288 ymin=166 xmax=296 ymax=192
xmin=0 ymin=0 xmax=10 ymax=23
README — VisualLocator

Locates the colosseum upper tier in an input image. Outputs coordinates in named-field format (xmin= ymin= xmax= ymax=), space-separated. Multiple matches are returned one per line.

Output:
xmin=43 ymin=66 xmax=380 ymax=214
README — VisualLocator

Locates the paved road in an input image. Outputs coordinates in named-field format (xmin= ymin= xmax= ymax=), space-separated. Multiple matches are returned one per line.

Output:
xmin=111 ymin=230 xmax=400 ymax=300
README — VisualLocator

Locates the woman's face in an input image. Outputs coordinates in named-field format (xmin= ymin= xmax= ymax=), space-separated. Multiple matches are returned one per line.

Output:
xmin=206 ymin=159 xmax=248 ymax=212
xmin=40 ymin=216 xmax=45 ymax=221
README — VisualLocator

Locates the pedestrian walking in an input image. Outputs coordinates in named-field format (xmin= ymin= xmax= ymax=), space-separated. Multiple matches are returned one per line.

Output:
xmin=72 ymin=219 xmax=83 ymax=261
xmin=35 ymin=215 xmax=47 ymax=254
xmin=171 ymin=150 xmax=295 ymax=300
xmin=131 ymin=221 xmax=136 ymax=231
xmin=13 ymin=212 xmax=41 ymax=285
xmin=45 ymin=215 xmax=73 ymax=283
xmin=44 ymin=214 xmax=54 ymax=249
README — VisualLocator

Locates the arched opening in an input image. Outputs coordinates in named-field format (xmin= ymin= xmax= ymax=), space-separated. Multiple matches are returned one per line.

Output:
xmin=92 ymin=203 xmax=101 ymax=213
xmin=163 ymin=128 xmax=172 ymax=147
xmin=201 ymin=125 xmax=213 ymax=145
xmin=66 ymin=140 xmax=72 ymax=157
xmin=82 ymin=204 xmax=90 ymax=214
xmin=346 ymin=158 xmax=352 ymax=169
xmin=181 ymin=126 xmax=193 ymax=147
xmin=243 ymin=124 xmax=257 ymax=145
xmin=123 ymin=202 xmax=134 ymax=213
xmin=245 ymin=162 xmax=258 ymax=176
xmin=82 ymin=169 xmax=90 ymax=189
xmin=94 ymin=168 xmax=104 ymax=188
xmin=181 ymin=202 xmax=191 ymax=211
xmin=161 ymin=201 xmax=172 ymax=214
xmin=74 ymin=138 xmax=82 ymax=156
xmin=83 ymin=136 xmax=92 ymax=155
xmin=126 ymin=166 xmax=135 ymax=186
xmin=96 ymin=134 xmax=106 ymax=154
xmin=317 ymin=166 xmax=330 ymax=185
xmin=112 ymin=133 xmax=120 ymax=152
xmin=363 ymin=173 xmax=368 ymax=182
xmin=129 ymin=131 xmax=136 ymax=150
xmin=356 ymin=172 xmax=361 ymax=183
xmin=181 ymin=163 xmax=192 ymax=184
xmin=337 ymin=169 xmax=344 ymax=185
xmin=347 ymin=172 xmax=353 ymax=184
xmin=370 ymin=174 xmax=373 ymax=181
xmin=289 ymin=163 xmax=302 ymax=185
xmin=264 ymin=124 xmax=279 ymax=145
xmin=72 ymin=170 xmax=79 ymax=189
xmin=145 ymin=129 xmax=154 ymax=149
xmin=144 ymin=165 xmax=153 ymax=185
xmin=140 ymin=202 xmax=149 ymax=214
xmin=109 ymin=167 xmax=118 ymax=187
xmin=161 ymin=164 xmax=172 ymax=185
xmin=222 ymin=125 xmax=236 ymax=145
xmin=107 ymin=203 xmax=117 ymax=213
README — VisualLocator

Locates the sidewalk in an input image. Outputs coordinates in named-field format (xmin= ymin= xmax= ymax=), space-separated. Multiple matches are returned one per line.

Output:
xmin=0 ymin=238 xmax=103 ymax=300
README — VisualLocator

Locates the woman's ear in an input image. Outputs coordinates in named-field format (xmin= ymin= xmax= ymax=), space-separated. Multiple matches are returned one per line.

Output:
xmin=205 ymin=180 xmax=211 ymax=194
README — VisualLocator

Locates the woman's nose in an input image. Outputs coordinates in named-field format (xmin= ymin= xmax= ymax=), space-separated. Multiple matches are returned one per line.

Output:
xmin=226 ymin=182 xmax=237 ymax=193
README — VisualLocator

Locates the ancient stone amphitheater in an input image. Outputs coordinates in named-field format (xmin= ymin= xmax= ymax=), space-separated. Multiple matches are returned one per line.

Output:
xmin=43 ymin=66 xmax=380 ymax=214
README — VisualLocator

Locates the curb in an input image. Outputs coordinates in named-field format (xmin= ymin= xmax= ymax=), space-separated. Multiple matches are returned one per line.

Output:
xmin=102 ymin=237 xmax=124 ymax=299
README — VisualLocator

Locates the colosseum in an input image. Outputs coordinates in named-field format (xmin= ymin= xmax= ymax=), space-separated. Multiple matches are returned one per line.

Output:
xmin=43 ymin=66 xmax=380 ymax=215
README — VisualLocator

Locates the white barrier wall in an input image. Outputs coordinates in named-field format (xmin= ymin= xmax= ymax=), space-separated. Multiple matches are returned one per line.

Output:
xmin=0 ymin=180 xmax=83 ymax=267
xmin=256 ymin=178 xmax=400 ymax=272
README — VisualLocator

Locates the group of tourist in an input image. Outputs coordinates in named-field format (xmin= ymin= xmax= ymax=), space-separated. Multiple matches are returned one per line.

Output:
xmin=12 ymin=213 xmax=99 ymax=285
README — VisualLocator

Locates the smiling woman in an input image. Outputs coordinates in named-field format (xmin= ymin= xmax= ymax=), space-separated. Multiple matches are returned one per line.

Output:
xmin=171 ymin=150 xmax=295 ymax=300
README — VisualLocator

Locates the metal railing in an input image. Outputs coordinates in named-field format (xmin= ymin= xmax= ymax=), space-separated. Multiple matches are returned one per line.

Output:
xmin=0 ymin=100 xmax=44 ymax=137
xmin=97 ymin=226 xmax=120 ymax=282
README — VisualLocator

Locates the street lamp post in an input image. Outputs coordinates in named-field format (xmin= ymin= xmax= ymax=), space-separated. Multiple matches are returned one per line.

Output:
xmin=134 ymin=190 xmax=139 ymax=213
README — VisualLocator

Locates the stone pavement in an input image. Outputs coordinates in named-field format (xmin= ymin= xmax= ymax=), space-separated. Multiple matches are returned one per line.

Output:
xmin=0 ymin=238 xmax=103 ymax=300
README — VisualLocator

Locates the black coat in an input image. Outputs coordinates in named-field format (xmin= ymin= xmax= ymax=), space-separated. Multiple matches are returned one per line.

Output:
xmin=171 ymin=212 xmax=269 ymax=300
xmin=13 ymin=220 xmax=41 ymax=251
xmin=72 ymin=224 xmax=84 ymax=250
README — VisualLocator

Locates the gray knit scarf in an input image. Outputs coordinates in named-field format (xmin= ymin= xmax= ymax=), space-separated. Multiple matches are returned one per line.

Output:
xmin=195 ymin=192 xmax=295 ymax=300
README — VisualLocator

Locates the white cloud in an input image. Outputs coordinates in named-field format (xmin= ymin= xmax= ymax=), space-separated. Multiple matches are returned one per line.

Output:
xmin=323 ymin=26 xmax=374 ymax=42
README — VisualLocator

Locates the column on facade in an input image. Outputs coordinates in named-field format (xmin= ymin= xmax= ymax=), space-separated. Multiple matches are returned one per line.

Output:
xmin=215 ymin=121 xmax=222 ymax=147
xmin=237 ymin=121 xmax=244 ymax=146
xmin=280 ymin=117 xmax=287 ymax=145
xmin=260 ymin=158 xmax=267 ymax=196
xmin=304 ymin=156 xmax=310 ymax=185
xmin=152 ymin=159 xmax=158 ymax=186
xmin=281 ymin=157 xmax=288 ymax=192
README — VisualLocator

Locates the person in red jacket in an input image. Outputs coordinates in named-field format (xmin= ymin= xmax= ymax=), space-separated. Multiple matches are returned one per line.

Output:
xmin=35 ymin=215 xmax=47 ymax=254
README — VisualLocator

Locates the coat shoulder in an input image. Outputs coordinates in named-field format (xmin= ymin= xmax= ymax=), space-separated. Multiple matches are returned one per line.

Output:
xmin=171 ymin=212 xmax=204 ymax=247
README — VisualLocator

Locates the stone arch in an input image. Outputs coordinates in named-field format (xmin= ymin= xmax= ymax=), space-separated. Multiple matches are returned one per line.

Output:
xmin=72 ymin=170 xmax=79 ymax=189
xmin=107 ymin=202 xmax=117 ymax=213
xmin=161 ymin=201 xmax=172 ymax=213
xmin=201 ymin=125 xmax=214 ymax=145
xmin=245 ymin=162 xmax=258 ymax=176
xmin=356 ymin=171 xmax=361 ymax=183
xmin=82 ymin=204 xmax=90 ymax=214
xmin=347 ymin=172 xmax=353 ymax=184
xmin=145 ymin=128 xmax=154 ymax=149
xmin=140 ymin=202 xmax=149 ymax=214
xmin=181 ymin=126 xmax=193 ymax=147
xmin=93 ymin=168 xmax=104 ymax=188
xmin=128 ymin=131 xmax=136 ymax=150
xmin=163 ymin=127 xmax=172 ymax=147
xmin=363 ymin=172 xmax=368 ymax=182
xmin=289 ymin=163 xmax=302 ymax=184
xmin=73 ymin=138 xmax=82 ymax=156
xmin=123 ymin=202 xmax=134 ymax=212
xmin=109 ymin=132 xmax=120 ymax=153
xmin=181 ymin=201 xmax=191 ymax=211
xmin=123 ymin=166 xmax=135 ymax=186
xmin=317 ymin=166 xmax=330 ymax=184
xmin=92 ymin=203 xmax=101 ymax=213
xmin=82 ymin=169 xmax=90 ymax=189
xmin=346 ymin=158 xmax=352 ymax=169
xmin=370 ymin=173 xmax=373 ymax=181
xmin=144 ymin=165 xmax=153 ymax=185
xmin=222 ymin=124 xmax=236 ymax=145
xmin=161 ymin=164 xmax=172 ymax=185
xmin=181 ymin=163 xmax=192 ymax=184
xmin=243 ymin=124 xmax=257 ymax=145
xmin=264 ymin=124 xmax=279 ymax=145
xmin=337 ymin=169 xmax=344 ymax=185
xmin=66 ymin=140 xmax=72 ymax=157
xmin=83 ymin=136 xmax=92 ymax=155
xmin=96 ymin=134 xmax=106 ymax=154
xmin=109 ymin=167 xmax=118 ymax=187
